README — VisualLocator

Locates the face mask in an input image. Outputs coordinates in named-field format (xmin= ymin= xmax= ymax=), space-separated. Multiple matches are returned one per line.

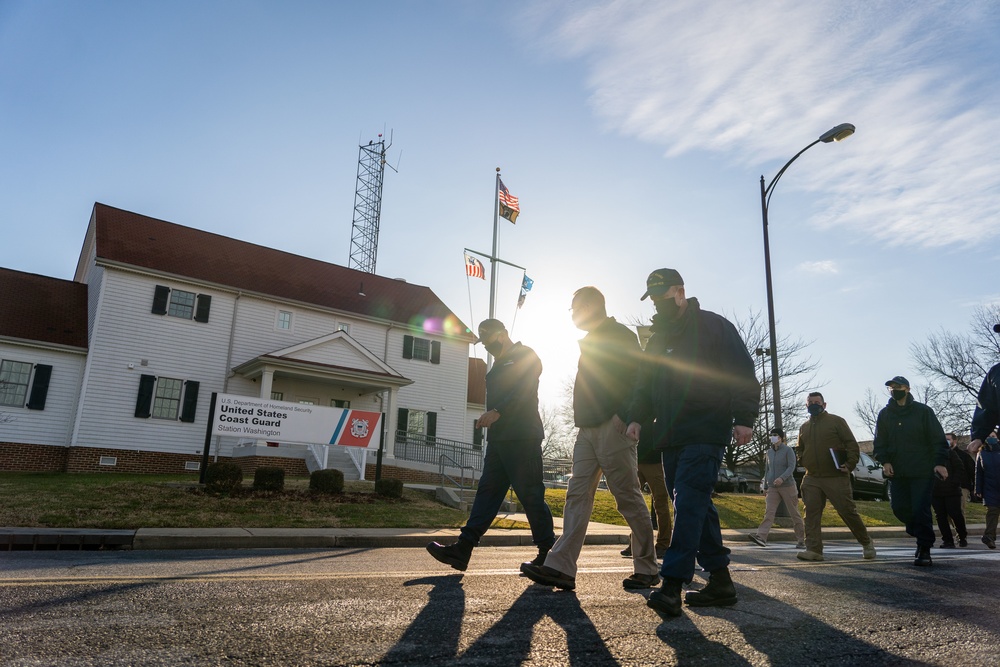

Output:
xmin=769 ymin=435 xmax=781 ymax=445
xmin=987 ymin=437 xmax=1000 ymax=446
xmin=484 ymin=340 xmax=503 ymax=357
xmin=891 ymin=389 xmax=907 ymax=401
xmin=654 ymin=297 xmax=680 ymax=319
xmin=807 ymin=403 xmax=823 ymax=417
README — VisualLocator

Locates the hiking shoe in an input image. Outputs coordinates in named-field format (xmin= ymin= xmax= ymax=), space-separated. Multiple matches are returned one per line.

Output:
xmin=862 ymin=541 xmax=876 ymax=560
xmin=796 ymin=550 xmax=824 ymax=562
xmin=958 ymin=537 xmax=968 ymax=548
xmin=647 ymin=578 xmax=684 ymax=617
xmin=685 ymin=568 xmax=737 ymax=607
xmin=620 ymin=545 xmax=633 ymax=558
xmin=623 ymin=573 xmax=660 ymax=590
xmin=983 ymin=535 xmax=996 ymax=549
xmin=914 ymin=546 xmax=932 ymax=566
xmin=748 ymin=533 xmax=767 ymax=547
xmin=520 ymin=563 xmax=576 ymax=590
xmin=519 ymin=545 xmax=551 ymax=573
xmin=426 ymin=540 xmax=473 ymax=572
xmin=939 ymin=541 xmax=955 ymax=549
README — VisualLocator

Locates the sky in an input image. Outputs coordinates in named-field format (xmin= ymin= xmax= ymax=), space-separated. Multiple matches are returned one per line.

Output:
xmin=2 ymin=1 xmax=999 ymax=439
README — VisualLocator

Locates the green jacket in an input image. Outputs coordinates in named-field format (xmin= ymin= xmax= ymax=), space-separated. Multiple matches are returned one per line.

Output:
xmin=797 ymin=411 xmax=859 ymax=477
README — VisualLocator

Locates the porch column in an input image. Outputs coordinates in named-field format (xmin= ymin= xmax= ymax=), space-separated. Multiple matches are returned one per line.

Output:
xmin=260 ymin=368 xmax=274 ymax=399
xmin=383 ymin=387 xmax=397 ymax=459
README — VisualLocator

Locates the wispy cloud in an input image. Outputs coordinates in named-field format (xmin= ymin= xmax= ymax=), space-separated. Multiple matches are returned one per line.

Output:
xmin=534 ymin=1 xmax=1000 ymax=248
xmin=797 ymin=260 xmax=839 ymax=275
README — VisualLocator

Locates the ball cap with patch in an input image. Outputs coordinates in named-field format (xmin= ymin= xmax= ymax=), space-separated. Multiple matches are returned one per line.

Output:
xmin=640 ymin=268 xmax=684 ymax=301
xmin=884 ymin=375 xmax=910 ymax=387
xmin=476 ymin=318 xmax=507 ymax=343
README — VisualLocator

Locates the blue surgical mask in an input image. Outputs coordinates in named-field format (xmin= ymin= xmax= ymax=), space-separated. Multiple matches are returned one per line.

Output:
xmin=987 ymin=436 xmax=999 ymax=447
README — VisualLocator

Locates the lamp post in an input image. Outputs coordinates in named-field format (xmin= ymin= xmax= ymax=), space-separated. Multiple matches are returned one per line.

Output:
xmin=760 ymin=123 xmax=855 ymax=431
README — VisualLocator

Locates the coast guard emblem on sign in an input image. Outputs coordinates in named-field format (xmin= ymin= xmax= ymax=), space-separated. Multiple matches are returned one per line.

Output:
xmin=350 ymin=418 xmax=370 ymax=438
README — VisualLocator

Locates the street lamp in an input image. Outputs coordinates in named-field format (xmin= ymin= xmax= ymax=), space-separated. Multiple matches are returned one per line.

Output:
xmin=760 ymin=123 xmax=855 ymax=431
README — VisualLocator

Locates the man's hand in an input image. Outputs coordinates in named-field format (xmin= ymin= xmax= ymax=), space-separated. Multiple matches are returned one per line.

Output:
xmin=934 ymin=464 xmax=948 ymax=481
xmin=838 ymin=465 xmax=850 ymax=474
xmin=475 ymin=409 xmax=500 ymax=429
xmin=882 ymin=462 xmax=894 ymax=477
xmin=732 ymin=425 xmax=752 ymax=446
xmin=773 ymin=477 xmax=784 ymax=486
xmin=969 ymin=439 xmax=984 ymax=455
xmin=612 ymin=414 xmax=627 ymax=435
xmin=625 ymin=422 xmax=641 ymax=442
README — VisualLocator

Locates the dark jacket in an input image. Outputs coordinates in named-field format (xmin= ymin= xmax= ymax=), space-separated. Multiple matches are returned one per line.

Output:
xmin=872 ymin=394 xmax=949 ymax=478
xmin=797 ymin=411 xmax=859 ymax=477
xmin=954 ymin=447 xmax=976 ymax=492
xmin=485 ymin=342 xmax=544 ymax=442
xmin=971 ymin=363 xmax=1000 ymax=442
xmin=628 ymin=298 xmax=760 ymax=448
xmin=976 ymin=440 xmax=1000 ymax=507
xmin=932 ymin=448 xmax=966 ymax=498
xmin=573 ymin=317 xmax=641 ymax=428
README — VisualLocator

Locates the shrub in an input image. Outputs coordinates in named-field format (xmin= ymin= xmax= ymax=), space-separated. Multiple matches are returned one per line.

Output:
xmin=375 ymin=478 xmax=404 ymax=498
xmin=204 ymin=462 xmax=243 ymax=494
xmin=253 ymin=467 xmax=285 ymax=492
xmin=310 ymin=468 xmax=344 ymax=494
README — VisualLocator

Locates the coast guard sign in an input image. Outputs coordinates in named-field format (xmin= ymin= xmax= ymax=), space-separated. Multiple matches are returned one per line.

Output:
xmin=210 ymin=393 xmax=382 ymax=449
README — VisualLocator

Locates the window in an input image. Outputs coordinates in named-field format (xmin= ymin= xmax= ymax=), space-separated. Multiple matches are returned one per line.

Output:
xmin=277 ymin=311 xmax=293 ymax=330
xmin=402 ymin=335 xmax=441 ymax=364
xmin=151 ymin=285 xmax=212 ymax=322
xmin=270 ymin=391 xmax=284 ymax=401
xmin=152 ymin=377 xmax=184 ymax=419
xmin=0 ymin=360 xmax=32 ymax=407
xmin=167 ymin=289 xmax=196 ymax=319
xmin=134 ymin=375 xmax=200 ymax=422
xmin=331 ymin=399 xmax=351 ymax=409
xmin=398 ymin=408 xmax=437 ymax=439
xmin=336 ymin=323 xmax=350 ymax=334
xmin=298 ymin=398 xmax=316 ymax=405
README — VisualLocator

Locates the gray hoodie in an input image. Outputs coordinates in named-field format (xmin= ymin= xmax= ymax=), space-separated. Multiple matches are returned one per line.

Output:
xmin=763 ymin=442 xmax=798 ymax=490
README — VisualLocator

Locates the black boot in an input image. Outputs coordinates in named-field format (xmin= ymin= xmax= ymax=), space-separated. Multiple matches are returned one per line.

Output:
xmin=685 ymin=567 xmax=737 ymax=607
xmin=426 ymin=539 xmax=474 ymax=572
xmin=647 ymin=577 xmax=684 ymax=617
xmin=519 ymin=544 xmax=551 ymax=573
xmin=914 ymin=545 xmax=932 ymax=567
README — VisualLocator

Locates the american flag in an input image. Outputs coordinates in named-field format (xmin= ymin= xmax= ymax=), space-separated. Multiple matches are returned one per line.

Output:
xmin=465 ymin=253 xmax=486 ymax=280
xmin=498 ymin=178 xmax=520 ymax=224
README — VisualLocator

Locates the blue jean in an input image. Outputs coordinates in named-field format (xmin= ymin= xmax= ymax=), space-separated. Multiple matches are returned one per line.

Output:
xmin=460 ymin=437 xmax=555 ymax=549
xmin=889 ymin=475 xmax=936 ymax=548
xmin=659 ymin=444 xmax=730 ymax=582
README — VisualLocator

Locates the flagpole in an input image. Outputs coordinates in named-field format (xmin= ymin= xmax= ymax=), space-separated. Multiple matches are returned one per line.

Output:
xmin=489 ymin=168 xmax=501 ymax=321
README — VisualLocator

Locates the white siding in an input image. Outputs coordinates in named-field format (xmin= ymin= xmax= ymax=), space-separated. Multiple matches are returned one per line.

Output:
xmin=0 ymin=343 xmax=85 ymax=446
xmin=392 ymin=333 xmax=470 ymax=443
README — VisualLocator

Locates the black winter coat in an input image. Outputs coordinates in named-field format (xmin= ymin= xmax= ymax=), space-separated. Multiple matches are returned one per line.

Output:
xmin=873 ymin=394 xmax=949 ymax=478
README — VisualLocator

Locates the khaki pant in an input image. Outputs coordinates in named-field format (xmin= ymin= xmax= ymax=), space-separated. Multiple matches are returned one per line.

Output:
xmin=545 ymin=419 xmax=658 ymax=577
xmin=756 ymin=482 xmax=805 ymax=543
xmin=800 ymin=474 xmax=872 ymax=553
xmin=635 ymin=461 xmax=672 ymax=552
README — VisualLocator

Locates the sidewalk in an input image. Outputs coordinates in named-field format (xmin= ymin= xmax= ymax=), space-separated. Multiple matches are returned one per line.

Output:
xmin=1 ymin=516 xmax=987 ymax=551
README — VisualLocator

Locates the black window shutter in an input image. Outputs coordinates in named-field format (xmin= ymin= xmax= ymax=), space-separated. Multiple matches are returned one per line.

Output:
xmin=427 ymin=411 xmax=437 ymax=438
xmin=180 ymin=381 xmax=200 ymax=422
xmin=151 ymin=285 xmax=170 ymax=315
xmin=25 ymin=364 xmax=53 ymax=410
xmin=430 ymin=341 xmax=441 ymax=364
xmin=397 ymin=408 xmax=409 ymax=433
xmin=135 ymin=374 xmax=156 ymax=418
xmin=472 ymin=420 xmax=483 ymax=447
xmin=194 ymin=294 xmax=212 ymax=323
xmin=402 ymin=335 xmax=414 ymax=359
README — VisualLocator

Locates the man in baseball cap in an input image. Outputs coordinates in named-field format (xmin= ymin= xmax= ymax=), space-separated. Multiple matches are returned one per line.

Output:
xmin=640 ymin=268 xmax=684 ymax=301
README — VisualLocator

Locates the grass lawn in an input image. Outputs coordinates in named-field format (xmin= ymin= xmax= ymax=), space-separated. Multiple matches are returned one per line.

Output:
xmin=0 ymin=472 xmax=988 ymax=530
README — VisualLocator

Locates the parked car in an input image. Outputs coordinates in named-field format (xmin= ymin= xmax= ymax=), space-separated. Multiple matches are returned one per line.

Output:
xmin=792 ymin=451 xmax=890 ymax=500
xmin=716 ymin=467 xmax=749 ymax=493
xmin=543 ymin=473 xmax=572 ymax=489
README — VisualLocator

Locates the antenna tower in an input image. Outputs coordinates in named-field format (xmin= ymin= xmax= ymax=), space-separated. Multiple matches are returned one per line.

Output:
xmin=348 ymin=132 xmax=394 ymax=274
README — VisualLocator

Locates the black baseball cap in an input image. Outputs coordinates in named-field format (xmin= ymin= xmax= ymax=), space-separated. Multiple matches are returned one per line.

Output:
xmin=640 ymin=268 xmax=684 ymax=301
xmin=476 ymin=318 xmax=506 ymax=343
xmin=884 ymin=375 xmax=910 ymax=387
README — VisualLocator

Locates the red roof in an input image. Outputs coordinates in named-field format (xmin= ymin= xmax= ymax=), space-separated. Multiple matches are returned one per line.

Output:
xmin=0 ymin=268 xmax=88 ymax=349
xmin=91 ymin=203 xmax=473 ymax=339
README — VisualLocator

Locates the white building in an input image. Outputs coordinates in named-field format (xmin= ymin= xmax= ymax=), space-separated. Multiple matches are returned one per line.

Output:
xmin=0 ymin=203 xmax=483 ymax=482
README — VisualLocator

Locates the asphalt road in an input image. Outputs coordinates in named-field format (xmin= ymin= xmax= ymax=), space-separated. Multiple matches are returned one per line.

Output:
xmin=1 ymin=539 xmax=998 ymax=666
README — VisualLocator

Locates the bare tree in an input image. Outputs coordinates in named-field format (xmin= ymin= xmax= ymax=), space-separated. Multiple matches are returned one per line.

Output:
xmin=853 ymin=387 xmax=882 ymax=439
xmin=728 ymin=309 xmax=821 ymax=476
xmin=907 ymin=304 xmax=1000 ymax=434
xmin=540 ymin=377 xmax=576 ymax=460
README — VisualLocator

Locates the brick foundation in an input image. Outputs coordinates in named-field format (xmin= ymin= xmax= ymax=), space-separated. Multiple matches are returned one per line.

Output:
xmin=0 ymin=442 xmax=69 ymax=472
xmin=231 ymin=456 xmax=310 ymax=477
